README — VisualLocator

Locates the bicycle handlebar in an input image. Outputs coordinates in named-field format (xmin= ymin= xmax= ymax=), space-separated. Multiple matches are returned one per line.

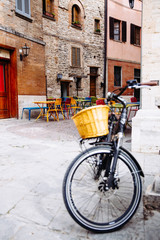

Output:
xmin=106 ymin=79 xmax=158 ymax=105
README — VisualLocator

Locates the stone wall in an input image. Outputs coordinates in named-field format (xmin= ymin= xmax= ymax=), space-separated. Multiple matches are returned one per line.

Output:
xmin=132 ymin=0 xmax=160 ymax=153
xmin=0 ymin=0 xmax=46 ymax=118
xmin=43 ymin=0 xmax=105 ymax=98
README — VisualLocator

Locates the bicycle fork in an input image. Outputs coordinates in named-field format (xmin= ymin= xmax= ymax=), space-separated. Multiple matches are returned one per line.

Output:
xmin=106 ymin=108 xmax=127 ymax=190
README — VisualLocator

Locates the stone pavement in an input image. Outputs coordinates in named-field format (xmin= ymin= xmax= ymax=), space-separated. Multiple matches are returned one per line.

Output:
xmin=0 ymin=118 xmax=160 ymax=240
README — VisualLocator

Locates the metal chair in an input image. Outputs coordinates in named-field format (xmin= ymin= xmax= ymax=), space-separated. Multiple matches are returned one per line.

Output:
xmin=47 ymin=98 xmax=65 ymax=121
xmin=70 ymin=97 xmax=82 ymax=116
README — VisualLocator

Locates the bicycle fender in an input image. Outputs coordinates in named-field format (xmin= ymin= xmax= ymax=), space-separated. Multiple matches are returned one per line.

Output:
xmin=119 ymin=147 xmax=144 ymax=177
xmin=95 ymin=142 xmax=144 ymax=177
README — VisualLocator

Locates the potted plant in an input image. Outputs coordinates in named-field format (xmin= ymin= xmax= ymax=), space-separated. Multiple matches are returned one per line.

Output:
xmin=45 ymin=11 xmax=55 ymax=18
xmin=72 ymin=21 xmax=81 ymax=28
xmin=95 ymin=29 xmax=101 ymax=33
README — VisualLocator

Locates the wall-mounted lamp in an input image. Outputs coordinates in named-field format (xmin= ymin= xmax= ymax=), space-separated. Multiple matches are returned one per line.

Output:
xmin=129 ymin=0 xmax=134 ymax=9
xmin=19 ymin=43 xmax=30 ymax=61
xmin=57 ymin=73 xmax=63 ymax=82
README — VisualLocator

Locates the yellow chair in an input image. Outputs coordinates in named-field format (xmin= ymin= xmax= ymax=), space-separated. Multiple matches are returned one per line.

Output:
xmin=70 ymin=97 xmax=82 ymax=116
xmin=47 ymin=98 xmax=65 ymax=121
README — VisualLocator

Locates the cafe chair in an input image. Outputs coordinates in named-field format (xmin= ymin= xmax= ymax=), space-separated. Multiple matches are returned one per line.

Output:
xmin=62 ymin=98 xmax=71 ymax=119
xmin=84 ymin=97 xmax=91 ymax=108
xmin=127 ymin=97 xmax=139 ymax=121
xmin=96 ymin=99 xmax=105 ymax=105
xmin=70 ymin=97 xmax=82 ymax=116
xmin=47 ymin=98 xmax=65 ymax=121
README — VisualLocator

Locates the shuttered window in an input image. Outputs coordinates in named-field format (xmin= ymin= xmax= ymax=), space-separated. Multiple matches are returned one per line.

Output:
xmin=16 ymin=0 xmax=30 ymax=17
xmin=130 ymin=24 xmax=141 ymax=46
xmin=109 ymin=17 xmax=126 ymax=42
xmin=72 ymin=47 xmax=81 ymax=67
xmin=122 ymin=21 xmax=127 ymax=42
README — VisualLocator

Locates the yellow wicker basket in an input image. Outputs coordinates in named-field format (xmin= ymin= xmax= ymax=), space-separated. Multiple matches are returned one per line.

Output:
xmin=72 ymin=105 xmax=110 ymax=139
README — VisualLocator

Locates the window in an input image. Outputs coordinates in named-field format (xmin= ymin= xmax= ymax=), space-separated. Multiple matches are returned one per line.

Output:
xmin=72 ymin=5 xmax=81 ymax=27
xmin=130 ymin=24 xmax=141 ymax=46
xmin=110 ymin=17 xmax=127 ymax=42
xmin=76 ymin=78 xmax=81 ymax=88
xmin=95 ymin=19 xmax=100 ymax=33
xmin=43 ymin=0 xmax=55 ymax=18
xmin=114 ymin=20 xmax=120 ymax=40
xmin=71 ymin=47 xmax=81 ymax=67
xmin=16 ymin=0 xmax=31 ymax=18
xmin=134 ymin=69 xmax=140 ymax=83
xmin=114 ymin=66 xmax=122 ymax=87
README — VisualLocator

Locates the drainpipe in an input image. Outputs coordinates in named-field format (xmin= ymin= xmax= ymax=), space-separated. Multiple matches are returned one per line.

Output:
xmin=103 ymin=0 xmax=108 ymax=98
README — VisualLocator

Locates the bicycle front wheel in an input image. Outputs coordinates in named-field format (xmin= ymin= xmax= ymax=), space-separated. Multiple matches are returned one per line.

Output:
xmin=63 ymin=145 xmax=142 ymax=233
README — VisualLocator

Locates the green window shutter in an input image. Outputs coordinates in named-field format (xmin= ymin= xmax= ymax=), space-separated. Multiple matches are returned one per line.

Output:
xmin=72 ymin=47 xmax=76 ymax=66
xmin=130 ymin=24 xmax=135 ymax=44
xmin=122 ymin=21 xmax=127 ymax=42
xmin=109 ymin=17 xmax=114 ymax=40
xmin=76 ymin=48 xmax=80 ymax=67
xmin=72 ymin=47 xmax=80 ymax=67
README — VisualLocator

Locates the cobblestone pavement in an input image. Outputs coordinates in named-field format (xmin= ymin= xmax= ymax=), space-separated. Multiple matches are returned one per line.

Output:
xmin=0 ymin=118 xmax=159 ymax=240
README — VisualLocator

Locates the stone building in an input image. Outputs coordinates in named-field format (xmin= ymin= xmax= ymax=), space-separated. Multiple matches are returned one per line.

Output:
xmin=43 ymin=0 xmax=105 ymax=99
xmin=0 ymin=0 xmax=143 ymax=119
xmin=0 ymin=0 xmax=46 ymax=119
xmin=0 ymin=0 xmax=105 ymax=119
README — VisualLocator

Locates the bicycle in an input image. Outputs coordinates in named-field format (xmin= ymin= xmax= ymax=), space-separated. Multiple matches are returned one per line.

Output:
xmin=62 ymin=79 xmax=157 ymax=233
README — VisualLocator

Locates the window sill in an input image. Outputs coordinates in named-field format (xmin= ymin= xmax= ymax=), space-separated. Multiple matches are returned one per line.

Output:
xmin=15 ymin=12 xmax=32 ymax=22
xmin=94 ymin=31 xmax=101 ymax=35
xmin=71 ymin=24 xmax=82 ymax=30
xmin=133 ymin=44 xmax=141 ymax=48
xmin=43 ymin=13 xmax=55 ymax=21
xmin=70 ymin=66 xmax=82 ymax=69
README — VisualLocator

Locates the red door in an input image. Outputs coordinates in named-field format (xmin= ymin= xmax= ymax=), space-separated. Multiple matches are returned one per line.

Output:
xmin=0 ymin=63 xmax=10 ymax=118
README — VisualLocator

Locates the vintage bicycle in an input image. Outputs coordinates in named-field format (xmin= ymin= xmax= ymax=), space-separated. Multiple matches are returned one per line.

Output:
xmin=62 ymin=79 xmax=157 ymax=233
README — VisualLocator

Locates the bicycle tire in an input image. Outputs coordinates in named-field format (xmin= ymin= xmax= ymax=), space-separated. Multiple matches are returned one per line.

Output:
xmin=63 ymin=145 xmax=142 ymax=233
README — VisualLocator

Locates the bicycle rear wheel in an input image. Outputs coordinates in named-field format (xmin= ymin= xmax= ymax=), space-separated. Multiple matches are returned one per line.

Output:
xmin=63 ymin=145 xmax=142 ymax=233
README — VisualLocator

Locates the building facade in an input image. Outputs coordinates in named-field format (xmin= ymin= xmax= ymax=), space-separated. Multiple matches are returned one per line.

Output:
xmin=107 ymin=0 xmax=142 ymax=100
xmin=0 ymin=0 xmax=142 ymax=119
xmin=0 ymin=0 xmax=105 ymax=119
xmin=0 ymin=0 xmax=46 ymax=119
xmin=43 ymin=0 xmax=105 ymax=99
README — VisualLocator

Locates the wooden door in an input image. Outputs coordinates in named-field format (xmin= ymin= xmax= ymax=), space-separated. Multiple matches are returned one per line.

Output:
xmin=90 ymin=76 xmax=96 ymax=96
xmin=0 ymin=63 xmax=10 ymax=118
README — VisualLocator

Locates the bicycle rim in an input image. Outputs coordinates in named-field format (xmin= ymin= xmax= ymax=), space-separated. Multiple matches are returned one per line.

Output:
xmin=63 ymin=146 xmax=142 ymax=233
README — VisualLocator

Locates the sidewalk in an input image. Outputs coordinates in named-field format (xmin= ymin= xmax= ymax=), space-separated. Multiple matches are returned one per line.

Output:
xmin=0 ymin=118 xmax=159 ymax=240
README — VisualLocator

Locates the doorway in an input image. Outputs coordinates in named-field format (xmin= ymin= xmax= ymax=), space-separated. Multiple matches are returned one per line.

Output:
xmin=90 ymin=67 xmax=98 ymax=96
xmin=61 ymin=81 xmax=69 ymax=97
xmin=0 ymin=62 xmax=10 ymax=118
xmin=0 ymin=48 xmax=17 ymax=119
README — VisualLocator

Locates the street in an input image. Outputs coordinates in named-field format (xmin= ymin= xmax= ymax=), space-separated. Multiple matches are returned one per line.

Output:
xmin=0 ymin=118 xmax=159 ymax=240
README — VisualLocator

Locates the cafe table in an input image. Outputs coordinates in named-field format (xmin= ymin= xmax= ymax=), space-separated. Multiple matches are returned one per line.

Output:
xmin=33 ymin=100 xmax=56 ymax=121
xmin=76 ymin=99 xmax=91 ymax=109
xmin=109 ymin=102 xmax=140 ymax=127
